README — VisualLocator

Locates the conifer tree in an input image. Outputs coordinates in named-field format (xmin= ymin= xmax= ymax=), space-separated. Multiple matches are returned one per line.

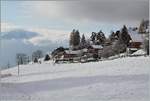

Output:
xmin=119 ymin=25 xmax=131 ymax=46
xmin=69 ymin=29 xmax=80 ymax=50
xmin=109 ymin=31 xmax=115 ymax=42
xmin=74 ymin=30 xmax=80 ymax=46
xmin=80 ymin=34 xmax=86 ymax=48
xmin=96 ymin=30 xmax=106 ymax=45
xmin=69 ymin=29 xmax=75 ymax=46
xmin=90 ymin=32 xmax=97 ymax=44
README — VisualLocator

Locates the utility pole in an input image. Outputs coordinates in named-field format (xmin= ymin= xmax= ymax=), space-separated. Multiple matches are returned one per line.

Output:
xmin=0 ymin=7 xmax=2 ymax=96
xmin=18 ymin=61 xmax=20 ymax=76
xmin=17 ymin=56 xmax=20 ymax=76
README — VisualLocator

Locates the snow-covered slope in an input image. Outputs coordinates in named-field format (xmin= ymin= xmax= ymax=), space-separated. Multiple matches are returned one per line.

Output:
xmin=1 ymin=56 xmax=150 ymax=101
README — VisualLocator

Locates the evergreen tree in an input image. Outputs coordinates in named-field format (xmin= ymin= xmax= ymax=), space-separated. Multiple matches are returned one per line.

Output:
xmin=100 ymin=30 xmax=106 ymax=40
xmin=74 ymin=30 xmax=80 ymax=46
xmin=96 ymin=32 xmax=102 ymax=45
xmin=80 ymin=34 xmax=86 ymax=48
xmin=69 ymin=29 xmax=80 ymax=50
xmin=69 ymin=29 xmax=75 ymax=46
xmin=81 ymin=34 xmax=86 ymax=44
xmin=96 ymin=30 xmax=106 ymax=45
xmin=109 ymin=31 xmax=115 ymax=42
xmin=109 ymin=31 xmax=120 ymax=42
xmin=90 ymin=32 xmax=97 ymax=44
xmin=119 ymin=25 xmax=131 ymax=46
xmin=115 ymin=30 xmax=121 ymax=39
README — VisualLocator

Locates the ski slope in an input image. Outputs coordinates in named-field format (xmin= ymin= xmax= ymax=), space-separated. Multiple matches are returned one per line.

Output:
xmin=0 ymin=56 xmax=150 ymax=101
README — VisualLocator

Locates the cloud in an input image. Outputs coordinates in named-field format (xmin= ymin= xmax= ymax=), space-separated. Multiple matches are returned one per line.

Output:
xmin=27 ymin=28 xmax=70 ymax=46
xmin=25 ymin=0 xmax=149 ymax=26
xmin=1 ymin=22 xmax=20 ymax=32
xmin=1 ymin=23 xmax=70 ymax=47
xmin=2 ymin=29 xmax=39 ymax=40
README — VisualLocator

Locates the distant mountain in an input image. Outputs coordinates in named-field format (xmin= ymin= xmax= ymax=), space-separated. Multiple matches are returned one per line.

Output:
xmin=0 ymin=29 xmax=68 ymax=69
xmin=1 ymin=29 xmax=39 ymax=39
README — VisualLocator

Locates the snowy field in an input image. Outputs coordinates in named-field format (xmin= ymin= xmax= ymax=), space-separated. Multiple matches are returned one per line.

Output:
xmin=0 ymin=56 xmax=150 ymax=101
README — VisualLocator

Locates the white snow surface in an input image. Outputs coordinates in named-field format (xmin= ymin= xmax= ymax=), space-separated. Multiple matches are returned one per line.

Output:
xmin=0 ymin=56 xmax=150 ymax=101
xmin=132 ymin=49 xmax=146 ymax=55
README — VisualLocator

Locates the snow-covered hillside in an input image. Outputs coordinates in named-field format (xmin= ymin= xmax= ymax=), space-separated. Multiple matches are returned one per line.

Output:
xmin=0 ymin=56 xmax=150 ymax=101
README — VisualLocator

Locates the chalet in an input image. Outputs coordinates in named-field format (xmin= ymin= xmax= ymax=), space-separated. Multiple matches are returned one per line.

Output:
xmin=54 ymin=45 xmax=103 ymax=63
xmin=64 ymin=50 xmax=81 ymax=59
xmin=127 ymin=28 xmax=144 ymax=53
xmin=53 ymin=51 xmax=65 ymax=59
xmin=87 ymin=45 xmax=103 ymax=54
xmin=54 ymin=49 xmax=87 ymax=62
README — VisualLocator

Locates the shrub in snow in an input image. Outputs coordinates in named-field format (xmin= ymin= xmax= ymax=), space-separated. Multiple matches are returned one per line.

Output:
xmin=93 ymin=54 xmax=99 ymax=60
xmin=34 ymin=58 xmax=38 ymax=63
xmin=44 ymin=54 xmax=51 ymax=61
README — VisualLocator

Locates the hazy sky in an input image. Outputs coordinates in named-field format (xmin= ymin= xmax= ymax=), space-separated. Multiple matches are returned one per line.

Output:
xmin=1 ymin=0 xmax=149 ymax=35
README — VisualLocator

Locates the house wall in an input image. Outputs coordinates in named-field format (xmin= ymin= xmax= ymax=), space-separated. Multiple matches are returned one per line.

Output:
xmin=129 ymin=42 xmax=142 ymax=49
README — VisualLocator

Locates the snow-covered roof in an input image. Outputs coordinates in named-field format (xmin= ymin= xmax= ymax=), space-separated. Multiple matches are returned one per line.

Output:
xmin=65 ymin=48 xmax=88 ymax=54
xmin=128 ymin=29 xmax=144 ymax=42
xmin=129 ymin=48 xmax=138 ymax=51
xmin=82 ymin=48 xmax=88 ymax=52
xmin=65 ymin=50 xmax=82 ymax=54
xmin=92 ymin=45 xmax=103 ymax=49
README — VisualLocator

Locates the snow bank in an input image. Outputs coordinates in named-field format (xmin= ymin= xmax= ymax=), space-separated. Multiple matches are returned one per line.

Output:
xmin=132 ymin=49 xmax=146 ymax=55
xmin=1 ymin=56 xmax=150 ymax=83
xmin=1 ymin=56 xmax=150 ymax=101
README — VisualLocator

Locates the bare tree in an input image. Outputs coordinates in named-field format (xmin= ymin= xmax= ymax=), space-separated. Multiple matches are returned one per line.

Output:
xmin=139 ymin=19 xmax=149 ymax=33
xmin=32 ymin=50 xmax=43 ymax=61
